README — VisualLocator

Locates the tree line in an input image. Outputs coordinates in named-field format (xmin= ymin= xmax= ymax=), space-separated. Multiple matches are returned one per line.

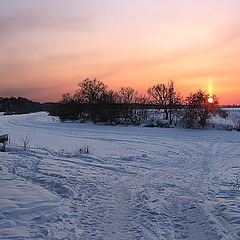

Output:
xmin=0 ymin=97 xmax=54 ymax=115
xmin=49 ymin=78 xmax=227 ymax=128
xmin=0 ymin=97 xmax=38 ymax=114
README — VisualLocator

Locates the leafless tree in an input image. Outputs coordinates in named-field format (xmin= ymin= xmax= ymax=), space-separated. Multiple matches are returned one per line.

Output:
xmin=118 ymin=87 xmax=150 ymax=125
xmin=182 ymin=90 xmax=224 ymax=128
xmin=78 ymin=78 xmax=107 ymax=104
xmin=119 ymin=87 xmax=136 ymax=104
xmin=60 ymin=93 xmax=72 ymax=104
xmin=21 ymin=133 xmax=30 ymax=151
xmin=148 ymin=81 xmax=182 ymax=124
xmin=0 ymin=134 xmax=8 ymax=152
xmin=232 ymin=113 xmax=240 ymax=131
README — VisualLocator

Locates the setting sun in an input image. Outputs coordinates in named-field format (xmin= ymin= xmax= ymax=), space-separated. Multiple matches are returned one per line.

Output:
xmin=208 ymin=97 xmax=214 ymax=104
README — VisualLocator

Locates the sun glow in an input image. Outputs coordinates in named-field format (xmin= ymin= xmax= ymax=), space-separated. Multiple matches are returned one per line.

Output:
xmin=208 ymin=79 xmax=213 ymax=96
xmin=207 ymin=78 xmax=214 ymax=103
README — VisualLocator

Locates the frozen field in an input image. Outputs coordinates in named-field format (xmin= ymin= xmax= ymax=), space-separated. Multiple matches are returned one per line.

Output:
xmin=0 ymin=112 xmax=239 ymax=239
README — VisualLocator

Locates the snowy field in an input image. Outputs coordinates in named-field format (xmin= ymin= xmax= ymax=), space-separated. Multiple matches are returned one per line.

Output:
xmin=0 ymin=112 xmax=240 ymax=240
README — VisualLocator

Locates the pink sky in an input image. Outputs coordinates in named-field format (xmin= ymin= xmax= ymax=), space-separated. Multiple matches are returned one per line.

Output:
xmin=0 ymin=0 xmax=239 ymax=104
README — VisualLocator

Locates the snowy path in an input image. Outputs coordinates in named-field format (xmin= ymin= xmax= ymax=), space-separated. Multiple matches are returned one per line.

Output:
xmin=0 ymin=112 xmax=239 ymax=239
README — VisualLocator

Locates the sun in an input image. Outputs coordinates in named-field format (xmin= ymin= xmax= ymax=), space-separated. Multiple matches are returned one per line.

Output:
xmin=207 ymin=97 xmax=214 ymax=104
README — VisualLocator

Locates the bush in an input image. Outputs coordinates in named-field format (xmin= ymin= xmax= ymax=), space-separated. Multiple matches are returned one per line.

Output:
xmin=232 ymin=113 xmax=240 ymax=131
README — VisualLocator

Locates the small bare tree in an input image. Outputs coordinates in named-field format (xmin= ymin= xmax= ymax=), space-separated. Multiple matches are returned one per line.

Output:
xmin=232 ymin=113 xmax=240 ymax=131
xmin=231 ymin=177 xmax=240 ymax=190
xmin=0 ymin=134 xmax=8 ymax=152
xmin=21 ymin=133 xmax=30 ymax=151
xmin=73 ymin=145 xmax=91 ymax=154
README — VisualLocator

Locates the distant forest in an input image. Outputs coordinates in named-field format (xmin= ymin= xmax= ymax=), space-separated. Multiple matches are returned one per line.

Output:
xmin=0 ymin=97 xmax=55 ymax=115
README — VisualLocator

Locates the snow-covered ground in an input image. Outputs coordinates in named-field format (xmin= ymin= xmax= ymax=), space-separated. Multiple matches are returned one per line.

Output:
xmin=0 ymin=112 xmax=239 ymax=239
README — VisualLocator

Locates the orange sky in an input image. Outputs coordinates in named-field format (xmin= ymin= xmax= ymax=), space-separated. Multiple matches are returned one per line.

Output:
xmin=0 ymin=0 xmax=239 ymax=104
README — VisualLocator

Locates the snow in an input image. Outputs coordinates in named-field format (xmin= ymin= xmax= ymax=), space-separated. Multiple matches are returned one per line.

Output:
xmin=0 ymin=112 xmax=240 ymax=239
xmin=210 ymin=108 xmax=240 ymax=130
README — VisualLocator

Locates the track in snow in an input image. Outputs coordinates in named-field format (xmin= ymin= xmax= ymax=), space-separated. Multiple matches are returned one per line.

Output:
xmin=0 ymin=112 xmax=239 ymax=239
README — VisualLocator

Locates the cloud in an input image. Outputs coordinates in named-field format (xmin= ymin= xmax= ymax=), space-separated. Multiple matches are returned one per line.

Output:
xmin=0 ymin=86 xmax=54 ymax=97
xmin=0 ymin=0 xmax=92 ymax=41
xmin=0 ymin=15 xmax=90 ymax=38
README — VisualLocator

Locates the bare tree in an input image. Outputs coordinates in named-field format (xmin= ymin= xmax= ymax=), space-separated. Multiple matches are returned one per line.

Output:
xmin=183 ymin=90 xmax=224 ymax=128
xmin=231 ymin=112 xmax=240 ymax=131
xmin=131 ymin=94 xmax=149 ymax=125
xmin=21 ymin=133 xmax=30 ymax=151
xmin=0 ymin=134 xmax=8 ymax=152
xmin=118 ymin=87 xmax=136 ymax=124
xmin=167 ymin=81 xmax=182 ymax=124
xmin=101 ymin=90 xmax=120 ymax=104
xmin=118 ymin=87 xmax=149 ymax=125
xmin=78 ymin=78 xmax=107 ymax=104
xmin=60 ymin=93 xmax=72 ymax=104
xmin=148 ymin=81 xmax=182 ymax=124
xmin=119 ymin=87 xmax=136 ymax=104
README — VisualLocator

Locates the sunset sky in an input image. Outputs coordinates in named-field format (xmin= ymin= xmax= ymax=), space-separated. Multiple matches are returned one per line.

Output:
xmin=0 ymin=0 xmax=239 ymax=104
